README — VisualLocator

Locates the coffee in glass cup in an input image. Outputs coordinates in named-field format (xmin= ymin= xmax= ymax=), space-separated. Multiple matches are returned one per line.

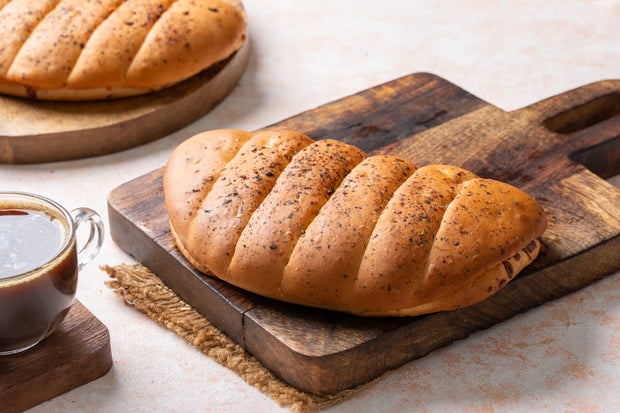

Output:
xmin=0 ymin=192 xmax=104 ymax=355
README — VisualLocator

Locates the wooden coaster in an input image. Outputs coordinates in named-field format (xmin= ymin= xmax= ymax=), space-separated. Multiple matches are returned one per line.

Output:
xmin=0 ymin=300 xmax=113 ymax=413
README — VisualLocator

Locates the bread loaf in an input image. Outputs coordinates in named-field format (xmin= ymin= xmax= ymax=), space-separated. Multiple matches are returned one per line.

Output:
xmin=0 ymin=0 xmax=246 ymax=100
xmin=164 ymin=129 xmax=547 ymax=317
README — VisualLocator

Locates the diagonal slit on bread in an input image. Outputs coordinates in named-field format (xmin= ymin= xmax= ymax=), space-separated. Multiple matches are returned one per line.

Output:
xmin=164 ymin=129 xmax=548 ymax=317
xmin=0 ymin=0 xmax=246 ymax=100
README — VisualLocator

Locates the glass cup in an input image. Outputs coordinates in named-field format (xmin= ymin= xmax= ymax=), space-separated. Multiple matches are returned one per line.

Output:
xmin=0 ymin=192 xmax=104 ymax=355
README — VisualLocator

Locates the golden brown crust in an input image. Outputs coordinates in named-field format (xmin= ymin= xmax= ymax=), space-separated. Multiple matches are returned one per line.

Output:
xmin=352 ymin=239 xmax=542 ymax=317
xmin=164 ymin=128 xmax=254 ymax=248
xmin=354 ymin=165 xmax=478 ymax=311
xmin=7 ymin=0 xmax=124 ymax=90
xmin=228 ymin=139 xmax=367 ymax=297
xmin=67 ymin=0 xmax=178 ymax=90
xmin=421 ymin=177 xmax=546 ymax=300
xmin=184 ymin=130 xmax=314 ymax=278
xmin=0 ymin=0 xmax=58 ymax=79
xmin=164 ymin=129 xmax=548 ymax=317
xmin=0 ymin=0 xmax=247 ymax=100
xmin=124 ymin=0 xmax=245 ymax=88
xmin=281 ymin=155 xmax=417 ymax=308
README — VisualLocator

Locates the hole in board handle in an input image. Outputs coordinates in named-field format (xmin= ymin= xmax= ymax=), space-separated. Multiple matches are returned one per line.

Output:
xmin=570 ymin=135 xmax=620 ymax=180
xmin=542 ymin=92 xmax=620 ymax=180
xmin=543 ymin=92 xmax=620 ymax=134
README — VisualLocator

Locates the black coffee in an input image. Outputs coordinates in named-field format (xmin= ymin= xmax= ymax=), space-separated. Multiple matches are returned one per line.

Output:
xmin=0 ymin=208 xmax=77 ymax=353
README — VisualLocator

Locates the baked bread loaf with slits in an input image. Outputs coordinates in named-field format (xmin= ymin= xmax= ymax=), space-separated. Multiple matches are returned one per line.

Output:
xmin=0 ymin=0 xmax=246 ymax=100
xmin=164 ymin=129 xmax=547 ymax=317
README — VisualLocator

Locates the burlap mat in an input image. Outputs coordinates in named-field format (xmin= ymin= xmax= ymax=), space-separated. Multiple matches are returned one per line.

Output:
xmin=102 ymin=264 xmax=385 ymax=412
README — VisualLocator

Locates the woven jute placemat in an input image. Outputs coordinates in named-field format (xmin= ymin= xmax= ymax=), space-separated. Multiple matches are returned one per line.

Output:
xmin=102 ymin=264 xmax=386 ymax=412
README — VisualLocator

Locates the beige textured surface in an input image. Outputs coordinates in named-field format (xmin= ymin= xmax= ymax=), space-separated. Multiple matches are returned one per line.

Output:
xmin=0 ymin=0 xmax=618 ymax=411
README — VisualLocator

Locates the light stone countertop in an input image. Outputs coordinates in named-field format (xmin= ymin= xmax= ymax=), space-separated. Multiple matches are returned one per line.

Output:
xmin=1 ymin=1 xmax=619 ymax=412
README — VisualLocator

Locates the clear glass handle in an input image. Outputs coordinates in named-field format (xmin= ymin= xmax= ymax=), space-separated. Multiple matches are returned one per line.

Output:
xmin=70 ymin=207 xmax=105 ymax=271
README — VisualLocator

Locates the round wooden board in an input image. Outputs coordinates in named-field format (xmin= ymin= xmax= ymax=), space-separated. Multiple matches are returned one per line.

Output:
xmin=0 ymin=37 xmax=249 ymax=164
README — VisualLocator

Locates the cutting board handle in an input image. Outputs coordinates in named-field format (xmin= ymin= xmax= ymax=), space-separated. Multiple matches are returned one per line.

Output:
xmin=520 ymin=79 xmax=620 ymax=135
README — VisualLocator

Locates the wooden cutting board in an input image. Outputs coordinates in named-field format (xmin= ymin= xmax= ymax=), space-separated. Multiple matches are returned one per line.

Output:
xmin=0 ymin=34 xmax=249 ymax=165
xmin=107 ymin=72 xmax=620 ymax=395
xmin=0 ymin=300 xmax=113 ymax=413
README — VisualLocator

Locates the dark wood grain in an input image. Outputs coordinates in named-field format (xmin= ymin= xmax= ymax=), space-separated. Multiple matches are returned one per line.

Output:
xmin=0 ymin=300 xmax=113 ymax=413
xmin=0 ymin=38 xmax=249 ymax=164
xmin=107 ymin=72 xmax=620 ymax=394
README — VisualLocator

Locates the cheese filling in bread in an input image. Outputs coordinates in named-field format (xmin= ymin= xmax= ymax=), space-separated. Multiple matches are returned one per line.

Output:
xmin=164 ymin=129 xmax=548 ymax=317
xmin=0 ymin=0 xmax=247 ymax=100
